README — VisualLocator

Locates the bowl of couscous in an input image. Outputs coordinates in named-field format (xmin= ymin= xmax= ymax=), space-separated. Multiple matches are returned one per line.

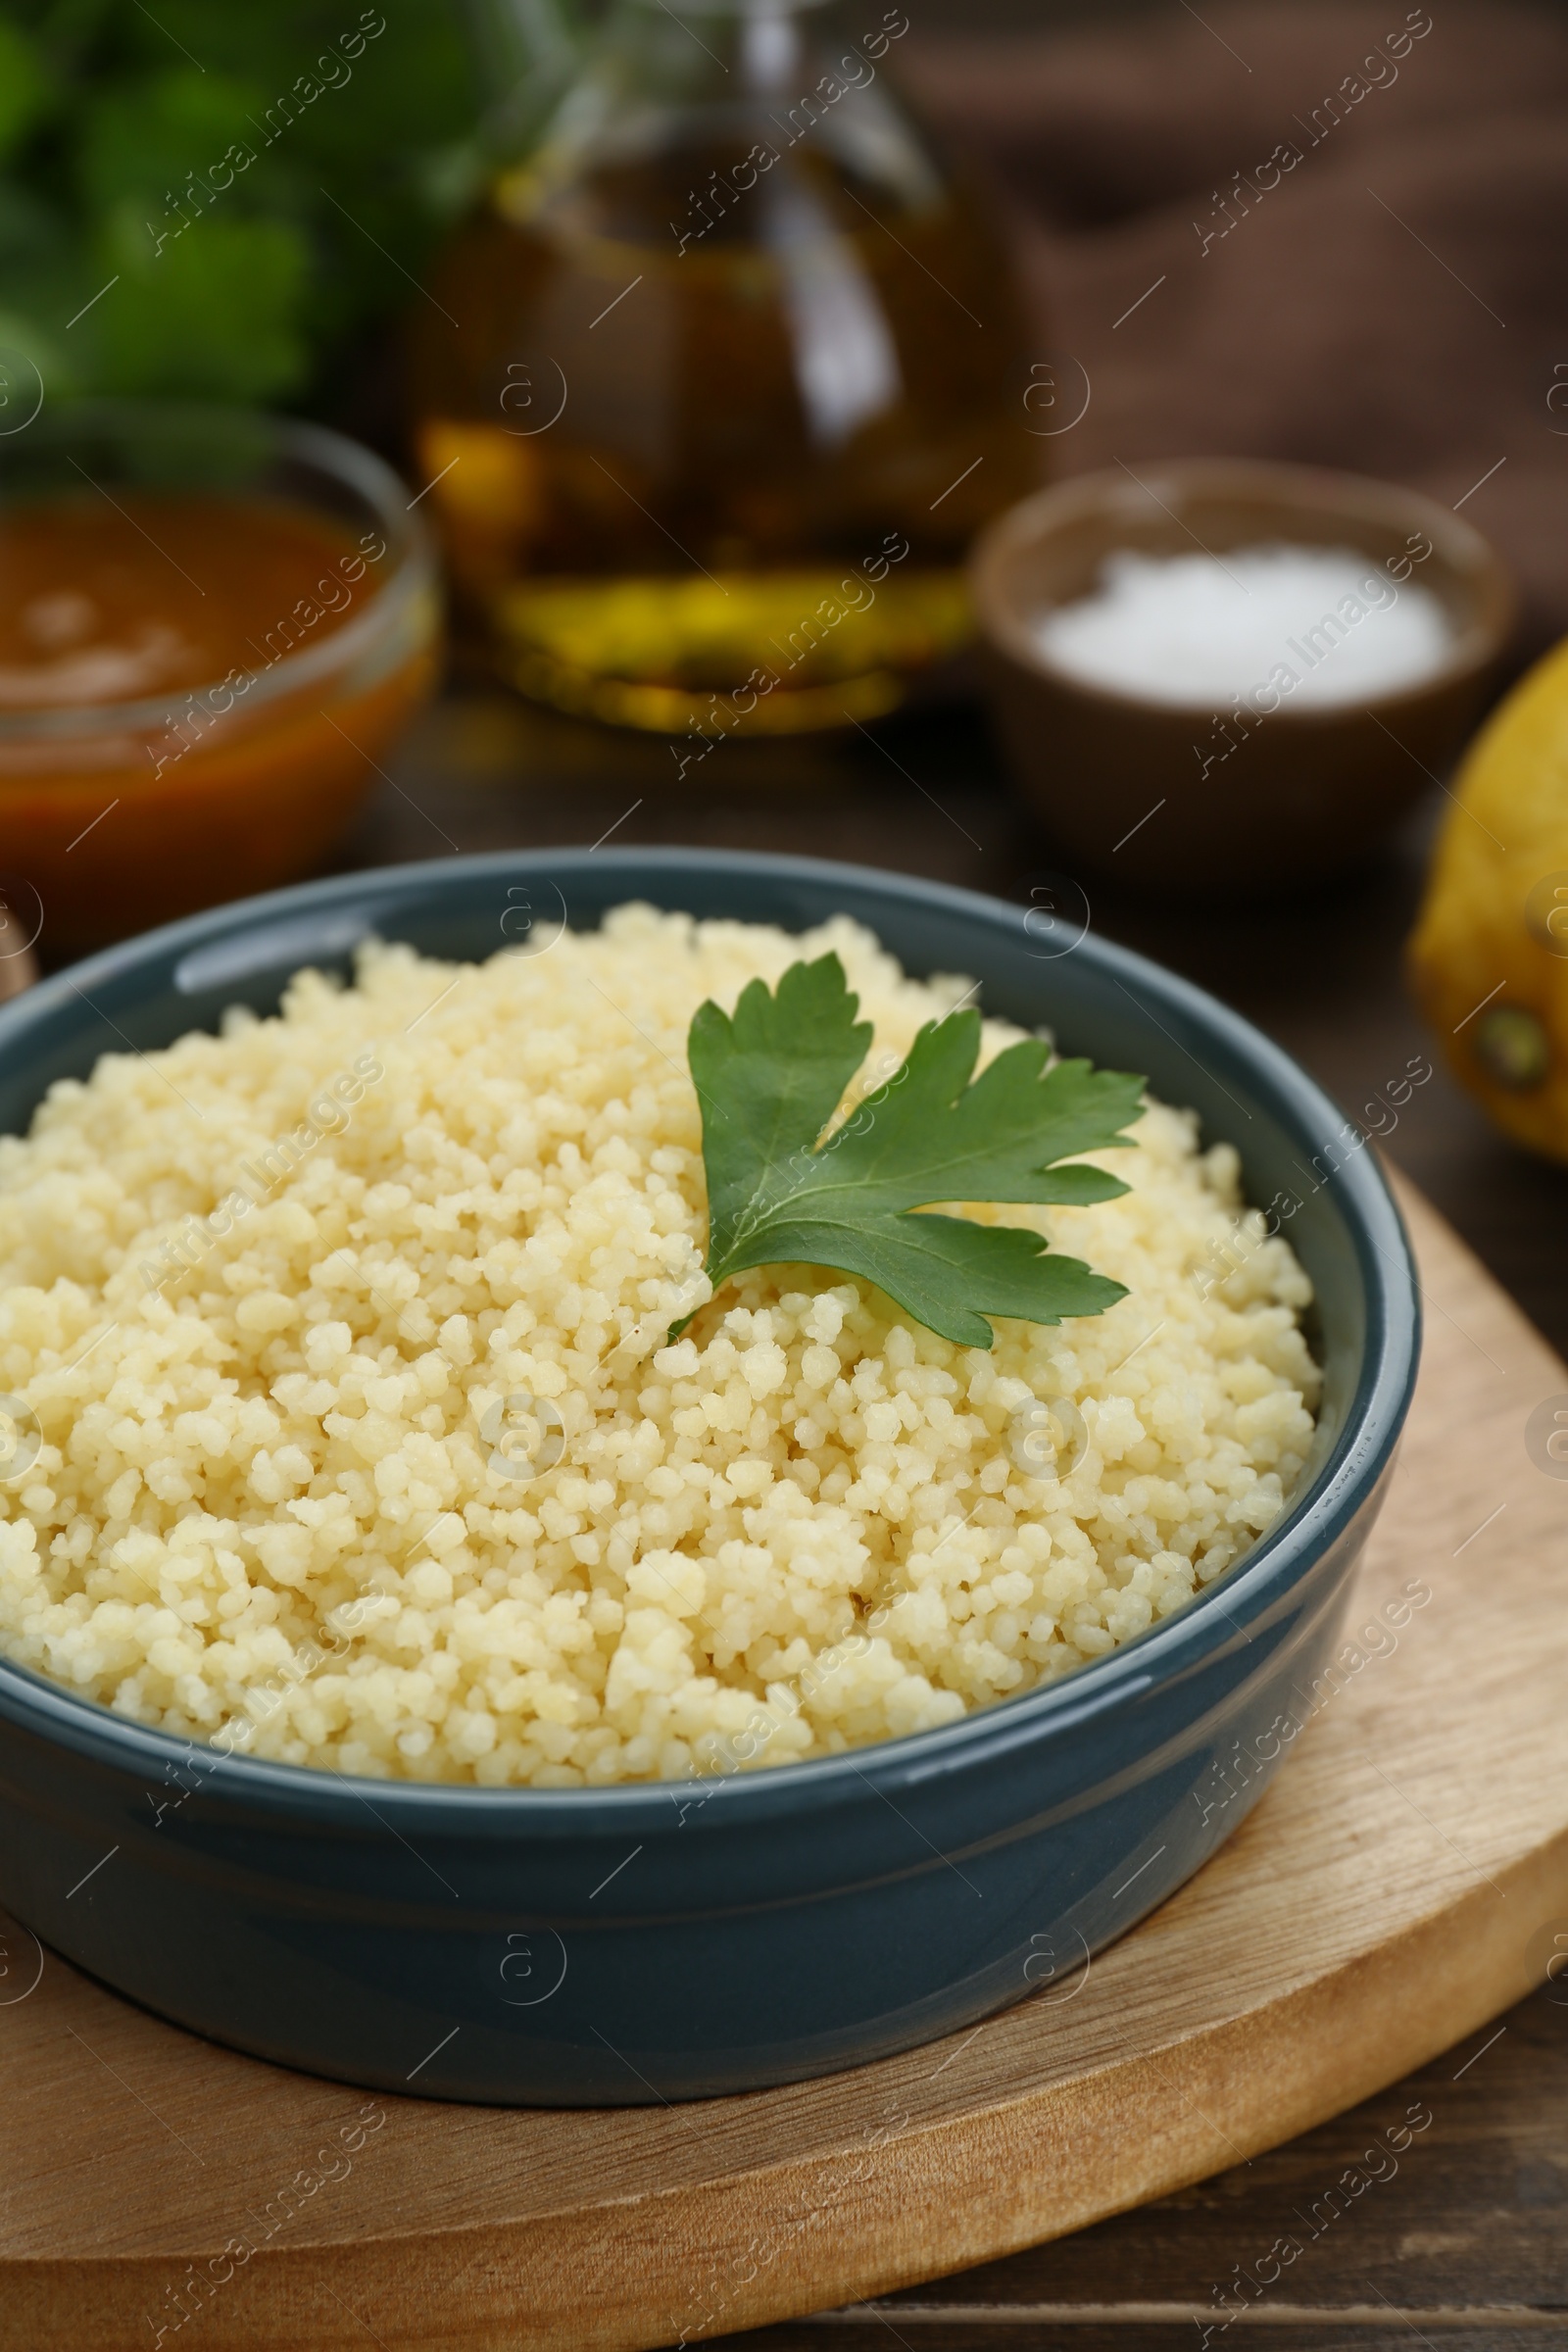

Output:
xmin=0 ymin=849 xmax=1418 ymax=2101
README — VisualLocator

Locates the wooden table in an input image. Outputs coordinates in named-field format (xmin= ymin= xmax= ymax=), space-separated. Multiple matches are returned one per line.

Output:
xmin=334 ymin=683 xmax=1567 ymax=2348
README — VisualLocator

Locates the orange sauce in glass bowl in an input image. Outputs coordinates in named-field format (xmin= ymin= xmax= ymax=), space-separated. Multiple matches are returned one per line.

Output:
xmin=0 ymin=449 xmax=439 ymax=954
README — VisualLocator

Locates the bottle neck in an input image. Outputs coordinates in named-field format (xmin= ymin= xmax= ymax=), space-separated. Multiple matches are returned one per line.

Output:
xmin=470 ymin=0 xmax=912 ymax=149
xmin=494 ymin=0 xmax=921 ymax=225
xmin=466 ymin=0 xmax=583 ymax=161
xmin=591 ymin=0 xmax=906 ymax=112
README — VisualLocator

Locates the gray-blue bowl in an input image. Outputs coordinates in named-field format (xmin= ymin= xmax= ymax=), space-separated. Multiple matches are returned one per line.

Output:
xmin=0 ymin=850 xmax=1419 ymax=2104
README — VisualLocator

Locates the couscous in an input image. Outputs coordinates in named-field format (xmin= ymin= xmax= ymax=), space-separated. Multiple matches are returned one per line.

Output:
xmin=0 ymin=908 xmax=1319 ymax=1784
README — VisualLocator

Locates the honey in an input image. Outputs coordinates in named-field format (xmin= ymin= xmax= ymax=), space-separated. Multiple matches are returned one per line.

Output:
xmin=0 ymin=481 xmax=435 ymax=949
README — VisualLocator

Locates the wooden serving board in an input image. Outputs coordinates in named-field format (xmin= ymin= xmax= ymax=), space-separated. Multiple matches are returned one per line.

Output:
xmin=3 ymin=1171 xmax=1567 ymax=2352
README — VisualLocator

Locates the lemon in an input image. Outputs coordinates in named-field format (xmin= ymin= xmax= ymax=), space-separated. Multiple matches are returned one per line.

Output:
xmin=1409 ymin=636 xmax=1568 ymax=1159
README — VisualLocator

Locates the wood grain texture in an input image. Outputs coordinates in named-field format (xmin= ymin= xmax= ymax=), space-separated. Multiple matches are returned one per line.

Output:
xmin=796 ymin=1974 xmax=1568 ymax=2350
xmin=1 ymin=1171 xmax=1564 ymax=2352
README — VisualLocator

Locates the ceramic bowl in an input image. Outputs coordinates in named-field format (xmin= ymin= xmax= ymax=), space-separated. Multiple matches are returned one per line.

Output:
xmin=0 ymin=849 xmax=1419 ymax=2103
xmin=970 ymin=458 xmax=1515 ymax=894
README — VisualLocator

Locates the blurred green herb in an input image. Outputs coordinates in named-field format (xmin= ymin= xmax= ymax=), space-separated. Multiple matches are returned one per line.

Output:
xmin=0 ymin=0 xmax=559 ymax=410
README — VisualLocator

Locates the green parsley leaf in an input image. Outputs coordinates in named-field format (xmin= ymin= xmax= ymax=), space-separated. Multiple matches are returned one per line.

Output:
xmin=0 ymin=18 xmax=52 ymax=167
xmin=1 ymin=0 xmax=490 ymax=406
xmin=686 ymin=953 xmax=1145 ymax=1348
xmin=94 ymin=202 xmax=309 ymax=399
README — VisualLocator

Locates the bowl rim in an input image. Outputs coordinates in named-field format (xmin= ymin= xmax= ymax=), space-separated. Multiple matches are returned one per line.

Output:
xmin=0 ymin=398 xmax=436 ymax=748
xmin=0 ymin=845 xmax=1422 ymax=1828
xmin=969 ymin=454 xmax=1516 ymax=723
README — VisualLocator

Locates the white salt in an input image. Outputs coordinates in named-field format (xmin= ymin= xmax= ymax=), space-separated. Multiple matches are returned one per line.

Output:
xmin=1032 ymin=542 xmax=1452 ymax=710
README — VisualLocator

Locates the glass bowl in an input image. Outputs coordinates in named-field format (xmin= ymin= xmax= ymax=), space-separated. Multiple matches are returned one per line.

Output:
xmin=0 ymin=401 xmax=440 ymax=952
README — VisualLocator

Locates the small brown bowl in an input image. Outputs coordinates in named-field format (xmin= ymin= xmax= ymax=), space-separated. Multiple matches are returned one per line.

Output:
xmin=970 ymin=458 xmax=1515 ymax=894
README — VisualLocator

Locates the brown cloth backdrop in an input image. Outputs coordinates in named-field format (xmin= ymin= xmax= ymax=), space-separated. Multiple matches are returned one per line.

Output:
xmin=903 ymin=1 xmax=1568 ymax=658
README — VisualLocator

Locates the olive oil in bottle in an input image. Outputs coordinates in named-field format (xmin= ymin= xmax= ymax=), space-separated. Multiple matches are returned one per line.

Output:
xmin=411 ymin=0 xmax=1036 ymax=734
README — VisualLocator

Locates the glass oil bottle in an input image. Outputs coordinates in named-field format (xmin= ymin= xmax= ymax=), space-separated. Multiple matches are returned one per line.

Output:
xmin=410 ymin=0 xmax=1036 ymax=735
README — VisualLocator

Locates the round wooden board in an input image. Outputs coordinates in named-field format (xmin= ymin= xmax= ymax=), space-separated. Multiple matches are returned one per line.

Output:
xmin=3 ymin=1170 xmax=1567 ymax=2352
